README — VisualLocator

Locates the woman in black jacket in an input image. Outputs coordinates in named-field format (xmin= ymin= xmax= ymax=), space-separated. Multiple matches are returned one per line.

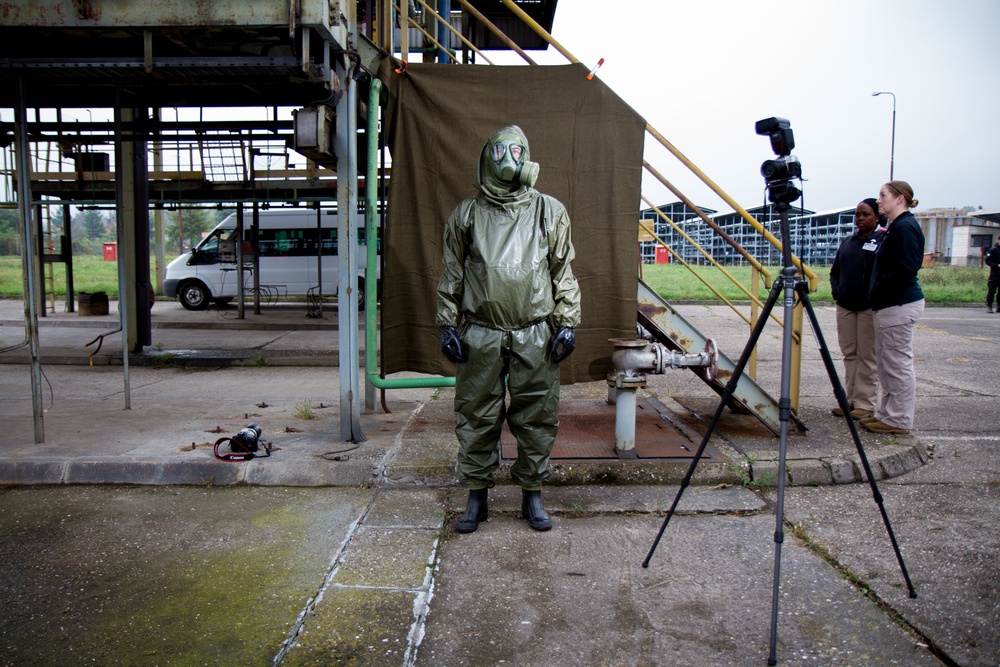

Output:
xmin=829 ymin=198 xmax=883 ymax=419
xmin=861 ymin=181 xmax=925 ymax=435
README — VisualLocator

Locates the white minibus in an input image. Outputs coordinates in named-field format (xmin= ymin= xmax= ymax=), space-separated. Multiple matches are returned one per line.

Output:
xmin=163 ymin=209 xmax=377 ymax=310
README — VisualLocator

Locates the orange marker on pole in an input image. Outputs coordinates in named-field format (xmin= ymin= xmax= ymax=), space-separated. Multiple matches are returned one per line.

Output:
xmin=587 ymin=57 xmax=605 ymax=80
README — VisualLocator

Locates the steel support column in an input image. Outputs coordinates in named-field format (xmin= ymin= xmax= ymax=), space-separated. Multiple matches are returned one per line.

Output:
xmin=336 ymin=4 xmax=364 ymax=442
xmin=13 ymin=77 xmax=45 ymax=443
xmin=113 ymin=99 xmax=132 ymax=408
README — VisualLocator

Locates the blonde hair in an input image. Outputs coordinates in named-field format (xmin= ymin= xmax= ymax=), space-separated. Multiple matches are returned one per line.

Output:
xmin=885 ymin=180 xmax=919 ymax=209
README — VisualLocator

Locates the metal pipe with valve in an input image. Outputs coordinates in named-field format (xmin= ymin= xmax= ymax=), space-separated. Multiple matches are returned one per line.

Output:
xmin=606 ymin=338 xmax=718 ymax=457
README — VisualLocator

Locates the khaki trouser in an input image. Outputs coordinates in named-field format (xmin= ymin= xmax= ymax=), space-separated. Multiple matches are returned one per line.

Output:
xmin=454 ymin=321 xmax=559 ymax=490
xmin=873 ymin=300 xmax=924 ymax=429
xmin=835 ymin=305 xmax=878 ymax=412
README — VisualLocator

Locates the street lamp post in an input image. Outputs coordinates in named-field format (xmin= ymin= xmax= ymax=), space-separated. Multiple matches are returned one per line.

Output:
xmin=872 ymin=91 xmax=896 ymax=180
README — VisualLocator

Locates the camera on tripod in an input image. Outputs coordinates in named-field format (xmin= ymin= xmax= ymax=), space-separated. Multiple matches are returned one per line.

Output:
xmin=756 ymin=117 xmax=802 ymax=206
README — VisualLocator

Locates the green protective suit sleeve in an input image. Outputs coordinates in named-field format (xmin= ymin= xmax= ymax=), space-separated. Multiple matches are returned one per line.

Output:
xmin=435 ymin=199 xmax=474 ymax=328
xmin=543 ymin=196 xmax=582 ymax=329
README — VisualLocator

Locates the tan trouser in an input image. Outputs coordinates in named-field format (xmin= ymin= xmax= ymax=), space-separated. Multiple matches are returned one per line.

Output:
xmin=873 ymin=300 xmax=924 ymax=429
xmin=835 ymin=305 xmax=878 ymax=412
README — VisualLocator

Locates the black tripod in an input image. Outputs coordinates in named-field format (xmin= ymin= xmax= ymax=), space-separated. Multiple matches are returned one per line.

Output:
xmin=642 ymin=118 xmax=917 ymax=666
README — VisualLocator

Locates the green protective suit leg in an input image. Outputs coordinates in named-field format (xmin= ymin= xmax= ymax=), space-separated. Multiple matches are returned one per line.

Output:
xmin=454 ymin=324 xmax=507 ymax=489
xmin=506 ymin=322 xmax=559 ymax=489
xmin=454 ymin=322 xmax=560 ymax=489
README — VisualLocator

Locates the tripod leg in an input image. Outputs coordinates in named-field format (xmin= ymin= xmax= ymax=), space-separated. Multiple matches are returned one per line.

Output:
xmin=795 ymin=283 xmax=918 ymax=598
xmin=767 ymin=267 xmax=799 ymax=666
xmin=643 ymin=278 xmax=783 ymax=568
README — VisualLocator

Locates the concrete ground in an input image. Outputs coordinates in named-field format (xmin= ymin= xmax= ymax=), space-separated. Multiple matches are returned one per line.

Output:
xmin=0 ymin=297 xmax=997 ymax=665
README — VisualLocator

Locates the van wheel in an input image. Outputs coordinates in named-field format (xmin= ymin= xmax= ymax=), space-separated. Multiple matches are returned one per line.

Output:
xmin=355 ymin=278 xmax=382 ymax=312
xmin=178 ymin=281 xmax=211 ymax=311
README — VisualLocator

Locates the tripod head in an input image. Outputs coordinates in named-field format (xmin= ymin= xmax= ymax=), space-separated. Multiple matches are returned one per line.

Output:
xmin=756 ymin=117 xmax=802 ymax=208
xmin=756 ymin=117 xmax=804 ymax=269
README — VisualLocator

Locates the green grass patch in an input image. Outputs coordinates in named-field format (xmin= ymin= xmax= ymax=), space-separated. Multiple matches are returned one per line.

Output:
xmin=639 ymin=263 xmax=989 ymax=304
xmin=0 ymin=254 xmax=174 ymax=298
xmin=916 ymin=266 xmax=989 ymax=304
xmin=1 ymin=254 xmax=991 ymax=304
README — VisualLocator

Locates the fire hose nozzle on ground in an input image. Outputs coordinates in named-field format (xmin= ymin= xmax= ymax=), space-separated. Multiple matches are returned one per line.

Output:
xmin=606 ymin=338 xmax=718 ymax=457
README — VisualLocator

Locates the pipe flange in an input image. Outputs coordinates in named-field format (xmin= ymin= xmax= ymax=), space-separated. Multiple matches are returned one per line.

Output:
xmin=607 ymin=371 xmax=648 ymax=389
xmin=700 ymin=338 xmax=718 ymax=382
xmin=608 ymin=338 xmax=648 ymax=348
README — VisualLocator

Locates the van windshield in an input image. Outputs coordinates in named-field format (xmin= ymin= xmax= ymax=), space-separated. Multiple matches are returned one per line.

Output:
xmin=195 ymin=228 xmax=235 ymax=254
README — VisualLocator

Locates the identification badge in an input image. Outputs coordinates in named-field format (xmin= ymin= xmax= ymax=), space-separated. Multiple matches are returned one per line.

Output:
xmin=862 ymin=239 xmax=878 ymax=252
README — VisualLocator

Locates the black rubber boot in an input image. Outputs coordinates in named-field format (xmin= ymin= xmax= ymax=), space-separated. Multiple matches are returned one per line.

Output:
xmin=521 ymin=489 xmax=553 ymax=531
xmin=455 ymin=488 xmax=489 ymax=533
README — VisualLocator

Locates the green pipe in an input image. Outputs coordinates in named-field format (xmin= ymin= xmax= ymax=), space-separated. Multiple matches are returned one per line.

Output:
xmin=365 ymin=78 xmax=455 ymax=390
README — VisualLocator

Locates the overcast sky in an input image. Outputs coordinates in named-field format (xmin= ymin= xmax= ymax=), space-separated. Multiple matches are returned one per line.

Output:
xmin=487 ymin=0 xmax=1000 ymax=214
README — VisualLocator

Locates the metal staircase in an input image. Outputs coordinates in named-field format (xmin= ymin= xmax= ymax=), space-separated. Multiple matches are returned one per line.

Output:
xmin=637 ymin=279 xmax=804 ymax=435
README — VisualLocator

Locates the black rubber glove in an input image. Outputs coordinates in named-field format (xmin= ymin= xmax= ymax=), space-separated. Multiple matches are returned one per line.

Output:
xmin=440 ymin=326 xmax=465 ymax=363
xmin=549 ymin=327 xmax=575 ymax=364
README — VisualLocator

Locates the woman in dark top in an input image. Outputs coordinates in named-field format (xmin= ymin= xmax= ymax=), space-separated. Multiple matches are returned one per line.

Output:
xmin=829 ymin=198 xmax=883 ymax=419
xmin=861 ymin=181 xmax=925 ymax=435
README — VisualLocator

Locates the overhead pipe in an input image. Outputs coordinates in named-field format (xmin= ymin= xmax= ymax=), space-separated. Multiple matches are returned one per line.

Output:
xmin=436 ymin=0 xmax=451 ymax=64
xmin=365 ymin=78 xmax=455 ymax=393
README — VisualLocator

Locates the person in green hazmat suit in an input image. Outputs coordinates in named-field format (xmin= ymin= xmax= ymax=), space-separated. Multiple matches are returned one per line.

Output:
xmin=436 ymin=125 xmax=582 ymax=534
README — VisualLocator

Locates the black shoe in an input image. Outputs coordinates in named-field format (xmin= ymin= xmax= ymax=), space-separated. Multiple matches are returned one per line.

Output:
xmin=455 ymin=488 xmax=489 ymax=533
xmin=521 ymin=489 xmax=553 ymax=531
xmin=988 ymin=305 xmax=995 ymax=314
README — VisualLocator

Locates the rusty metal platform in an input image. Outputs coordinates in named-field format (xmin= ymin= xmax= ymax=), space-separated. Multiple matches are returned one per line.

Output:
xmin=500 ymin=397 xmax=718 ymax=461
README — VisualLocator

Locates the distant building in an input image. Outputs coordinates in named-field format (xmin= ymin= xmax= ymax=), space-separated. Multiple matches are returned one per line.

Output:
xmin=916 ymin=207 xmax=1000 ymax=267
xmin=641 ymin=203 xmax=1000 ymax=269
xmin=640 ymin=203 xmax=855 ymax=267
xmin=638 ymin=202 xmax=716 ymax=265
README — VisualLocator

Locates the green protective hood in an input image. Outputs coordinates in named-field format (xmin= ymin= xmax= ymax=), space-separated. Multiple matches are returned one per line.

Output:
xmin=475 ymin=125 xmax=537 ymax=211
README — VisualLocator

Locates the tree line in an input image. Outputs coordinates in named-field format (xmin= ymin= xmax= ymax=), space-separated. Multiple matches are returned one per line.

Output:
xmin=0 ymin=207 xmax=232 ymax=257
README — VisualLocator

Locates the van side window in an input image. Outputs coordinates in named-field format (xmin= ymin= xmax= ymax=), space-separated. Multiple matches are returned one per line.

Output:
xmin=256 ymin=228 xmax=337 ymax=257
xmin=257 ymin=229 xmax=300 ymax=257
xmin=251 ymin=226 xmax=376 ymax=257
